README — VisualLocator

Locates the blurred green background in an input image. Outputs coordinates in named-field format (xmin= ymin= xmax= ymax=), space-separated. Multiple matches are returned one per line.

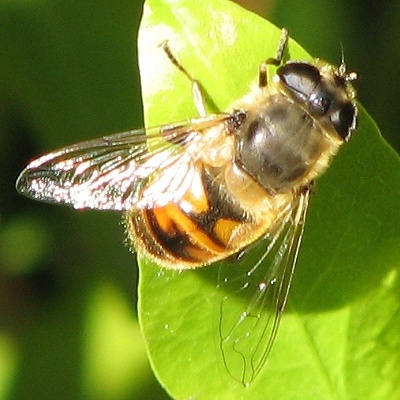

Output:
xmin=0 ymin=1 xmax=398 ymax=399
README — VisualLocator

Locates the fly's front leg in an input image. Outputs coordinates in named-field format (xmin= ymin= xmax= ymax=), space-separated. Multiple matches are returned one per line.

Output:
xmin=160 ymin=41 xmax=208 ymax=117
xmin=258 ymin=28 xmax=289 ymax=88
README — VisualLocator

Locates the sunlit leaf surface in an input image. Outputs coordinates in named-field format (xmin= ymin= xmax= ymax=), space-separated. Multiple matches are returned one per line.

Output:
xmin=138 ymin=0 xmax=400 ymax=399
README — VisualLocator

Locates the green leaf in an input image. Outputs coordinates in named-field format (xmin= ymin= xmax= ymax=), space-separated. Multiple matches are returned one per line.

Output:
xmin=137 ymin=1 xmax=400 ymax=399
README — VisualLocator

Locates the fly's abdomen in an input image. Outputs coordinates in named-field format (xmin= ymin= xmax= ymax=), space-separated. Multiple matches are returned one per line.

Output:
xmin=136 ymin=203 xmax=242 ymax=265
xmin=125 ymin=167 xmax=278 ymax=269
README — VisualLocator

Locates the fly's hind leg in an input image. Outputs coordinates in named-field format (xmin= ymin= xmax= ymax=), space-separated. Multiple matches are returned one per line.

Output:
xmin=258 ymin=28 xmax=289 ymax=88
xmin=160 ymin=41 xmax=208 ymax=117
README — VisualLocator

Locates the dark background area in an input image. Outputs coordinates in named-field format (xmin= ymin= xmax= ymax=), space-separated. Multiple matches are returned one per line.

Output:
xmin=0 ymin=1 xmax=398 ymax=399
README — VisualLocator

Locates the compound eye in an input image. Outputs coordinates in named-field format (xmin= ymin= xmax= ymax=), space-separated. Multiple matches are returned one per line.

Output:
xmin=278 ymin=63 xmax=321 ymax=102
xmin=309 ymin=92 xmax=330 ymax=116
xmin=330 ymin=102 xmax=357 ymax=140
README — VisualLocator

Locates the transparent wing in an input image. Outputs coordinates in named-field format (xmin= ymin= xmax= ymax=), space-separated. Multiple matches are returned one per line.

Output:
xmin=217 ymin=188 xmax=311 ymax=386
xmin=15 ymin=114 xmax=231 ymax=210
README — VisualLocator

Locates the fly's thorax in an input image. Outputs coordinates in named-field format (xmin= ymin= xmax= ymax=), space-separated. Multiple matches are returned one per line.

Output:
xmin=199 ymin=125 xmax=235 ymax=168
xmin=234 ymin=59 xmax=357 ymax=194
xmin=234 ymin=93 xmax=341 ymax=193
xmin=223 ymin=162 xmax=275 ymax=208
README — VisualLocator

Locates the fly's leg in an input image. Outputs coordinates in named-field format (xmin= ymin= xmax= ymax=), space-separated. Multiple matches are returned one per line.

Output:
xmin=160 ymin=41 xmax=208 ymax=117
xmin=258 ymin=28 xmax=289 ymax=88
